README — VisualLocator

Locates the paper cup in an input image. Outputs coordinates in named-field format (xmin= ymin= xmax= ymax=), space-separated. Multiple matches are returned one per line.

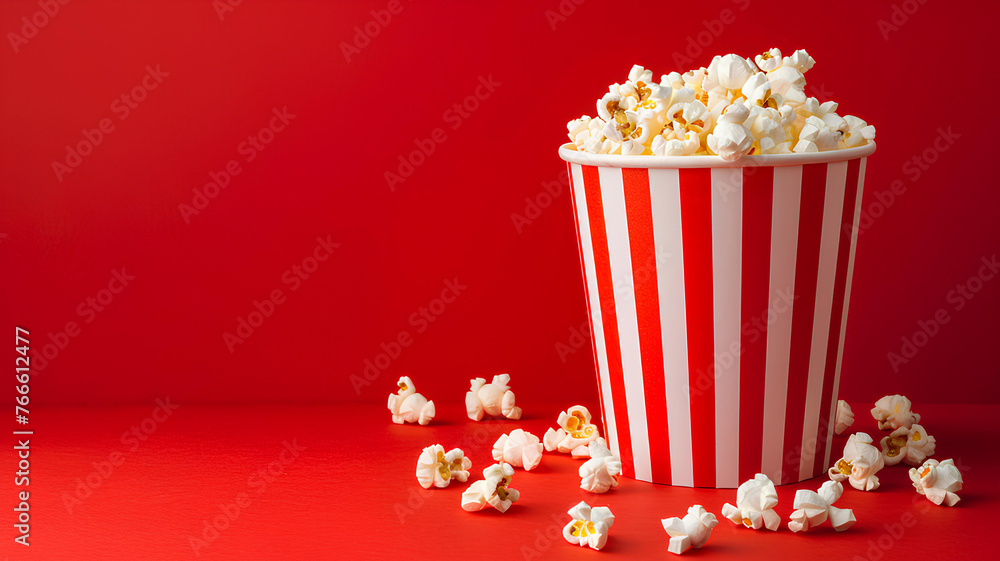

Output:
xmin=559 ymin=142 xmax=876 ymax=488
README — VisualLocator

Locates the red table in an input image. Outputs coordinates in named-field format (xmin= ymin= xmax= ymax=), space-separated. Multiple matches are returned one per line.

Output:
xmin=7 ymin=402 xmax=992 ymax=559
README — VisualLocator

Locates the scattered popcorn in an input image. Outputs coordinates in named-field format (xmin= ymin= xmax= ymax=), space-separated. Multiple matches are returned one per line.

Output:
xmin=543 ymin=405 xmax=601 ymax=456
xmin=465 ymin=374 xmax=521 ymax=421
xmin=871 ymin=395 xmax=921 ymax=430
xmin=563 ymin=501 xmax=615 ymax=551
xmin=387 ymin=376 xmax=435 ymax=425
xmin=565 ymin=48 xmax=874 ymax=160
xmin=835 ymin=400 xmax=855 ymax=435
xmin=910 ymin=458 xmax=963 ymax=506
xmin=881 ymin=424 xmax=936 ymax=467
xmin=829 ymin=432 xmax=884 ymax=491
xmin=571 ymin=436 xmax=608 ymax=460
xmin=579 ymin=439 xmax=622 ymax=494
xmin=721 ymin=473 xmax=780 ymax=531
xmin=788 ymin=480 xmax=856 ymax=533
xmin=461 ymin=463 xmax=520 ymax=513
xmin=492 ymin=429 xmax=543 ymax=471
xmin=661 ymin=505 xmax=718 ymax=555
xmin=415 ymin=444 xmax=471 ymax=489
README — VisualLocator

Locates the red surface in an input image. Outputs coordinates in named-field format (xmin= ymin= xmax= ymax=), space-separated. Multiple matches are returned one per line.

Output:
xmin=2 ymin=402 xmax=994 ymax=559
xmin=1 ymin=0 xmax=999 ymax=558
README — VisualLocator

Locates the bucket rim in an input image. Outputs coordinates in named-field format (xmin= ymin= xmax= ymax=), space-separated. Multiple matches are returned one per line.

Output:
xmin=558 ymin=141 xmax=876 ymax=169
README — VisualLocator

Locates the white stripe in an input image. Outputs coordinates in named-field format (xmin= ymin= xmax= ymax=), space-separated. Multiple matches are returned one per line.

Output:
xmin=649 ymin=168 xmax=693 ymax=487
xmin=826 ymin=157 xmax=867 ymax=467
xmin=798 ymin=162 xmax=847 ymax=480
xmin=571 ymin=164 xmax=618 ymax=457
xmin=711 ymin=168 xmax=742 ymax=488
xmin=761 ymin=165 xmax=802 ymax=483
xmin=599 ymin=167 xmax=652 ymax=482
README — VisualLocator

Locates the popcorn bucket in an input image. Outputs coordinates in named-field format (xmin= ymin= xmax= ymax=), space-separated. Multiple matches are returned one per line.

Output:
xmin=559 ymin=142 xmax=876 ymax=488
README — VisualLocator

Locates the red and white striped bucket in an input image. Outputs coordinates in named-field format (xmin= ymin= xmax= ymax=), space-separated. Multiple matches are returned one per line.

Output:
xmin=560 ymin=142 xmax=876 ymax=488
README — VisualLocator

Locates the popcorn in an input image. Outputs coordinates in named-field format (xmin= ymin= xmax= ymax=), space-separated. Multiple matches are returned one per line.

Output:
xmin=714 ymin=54 xmax=756 ymax=90
xmin=387 ymin=376 xmax=436 ymax=425
xmin=543 ymin=405 xmax=601 ymax=456
xmin=415 ymin=444 xmax=471 ymax=489
xmin=492 ymin=429 xmax=543 ymax=471
xmin=567 ymin=50 xmax=874 ymax=161
xmin=829 ymin=432 xmax=884 ymax=491
xmin=651 ymin=130 xmax=699 ymax=156
xmin=661 ymin=505 xmax=718 ymax=555
xmin=721 ymin=473 xmax=780 ymax=531
xmin=461 ymin=463 xmax=520 ymax=513
xmin=602 ymin=110 xmax=654 ymax=155
xmin=844 ymin=114 xmax=877 ymax=148
xmin=747 ymin=107 xmax=788 ymax=153
xmin=782 ymin=49 xmax=816 ymax=73
xmin=796 ymin=115 xmax=843 ymax=152
xmin=754 ymin=48 xmax=783 ymax=72
xmin=835 ymin=400 xmax=855 ymax=435
xmin=871 ymin=394 xmax=921 ymax=430
xmin=707 ymin=103 xmax=754 ymax=161
xmin=742 ymin=73 xmax=774 ymax=107
xmin=788 ymin=481 xmax=856 ymax=533
xmin=579 ymin=439 xmax=622 ymax=493
xmin=465 ymin=374 xmax=521 ymax=421
xmin=881 ymin=424 xmax=936 ymax=467
xmin=563 ymin=501 xmax=615 ymax=551
xmin=909 ymin=458 xmax=963 ymax=506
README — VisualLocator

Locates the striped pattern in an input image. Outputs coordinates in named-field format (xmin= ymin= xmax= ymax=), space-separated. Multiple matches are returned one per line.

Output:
xmin=567 ymin=158 xmax=867 ymax=488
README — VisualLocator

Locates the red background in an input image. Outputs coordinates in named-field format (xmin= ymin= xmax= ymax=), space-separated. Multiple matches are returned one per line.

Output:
xmin=1 ymin=0 xmax=998 ymax=559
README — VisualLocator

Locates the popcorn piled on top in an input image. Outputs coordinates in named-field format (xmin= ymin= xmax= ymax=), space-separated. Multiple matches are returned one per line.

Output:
xmin=566 ymin=49 xmax=876 ymax=161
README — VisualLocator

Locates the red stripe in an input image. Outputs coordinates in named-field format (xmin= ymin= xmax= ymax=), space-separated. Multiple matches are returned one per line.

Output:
xmin=622 ymin=168 xmax=671 ymax=484
xmin=738 ymin=166 xmax=773 ymax=482
xmin=780 ymin=163 xmax=828 ymax=483
xmin=567 ymin=163 xmax=610 ymax=435
xmin=811 ymin=158 xmax=862 ymax=476
xmin=678 ymin=168 xmax=715 ymax=488
xmin=582 ymin=165 xmax=634 ymax=477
